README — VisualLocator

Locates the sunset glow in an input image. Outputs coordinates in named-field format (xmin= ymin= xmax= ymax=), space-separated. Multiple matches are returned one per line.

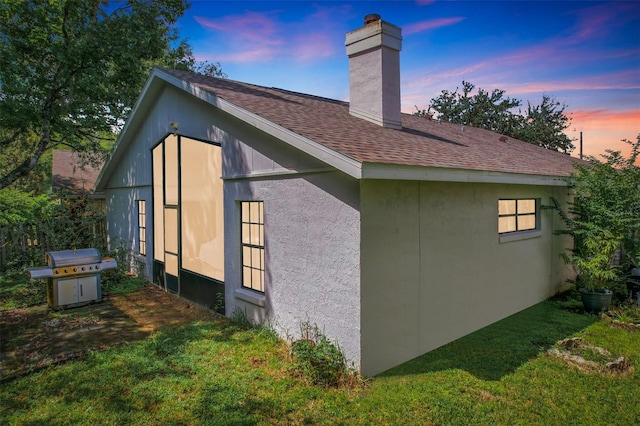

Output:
xmin=179 ymin=0 xmax=639 ymax=162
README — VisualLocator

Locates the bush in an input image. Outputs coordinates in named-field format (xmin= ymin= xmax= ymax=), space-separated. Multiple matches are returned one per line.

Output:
xmin=290 ymin=322 xmax=350 ymax=387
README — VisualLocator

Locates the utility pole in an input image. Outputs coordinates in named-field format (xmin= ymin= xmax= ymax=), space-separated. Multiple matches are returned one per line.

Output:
xmin=580 ymin=131 xmax=583 ymax=160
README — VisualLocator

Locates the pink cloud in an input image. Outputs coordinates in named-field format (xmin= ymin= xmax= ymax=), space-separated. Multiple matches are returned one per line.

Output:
xmin=193 ymin=6 xmax=347 ymax=64
xmin=216 ymin=48 xmax=279 ymax=64
xmin=569 ymin=109 xmax=640 ymax=129
xmin=510 ymin=70 xmax=640 ymax=95
xmin=194 ymin=13 xmax=281 ymax=45
xmin=292 ymin=32 xmax=336 ymax=61
xmin=404 ymin=17 xmax=465 ymax=35
xmin=569 ymin=1 xmax=640 ymax=43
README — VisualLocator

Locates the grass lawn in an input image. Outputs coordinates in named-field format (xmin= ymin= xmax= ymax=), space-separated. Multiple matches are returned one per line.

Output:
xmin=1 ymin=280 xmax=639 ymax=425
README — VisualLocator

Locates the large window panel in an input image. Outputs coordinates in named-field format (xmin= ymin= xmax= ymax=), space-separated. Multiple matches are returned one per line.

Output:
xmin=152 ymin=145 xmax=164 ymax=261
xmin=180 ymin=137 xmax=225 ymax=281
xmin=164 ymin=134 xmax=179 ymax=205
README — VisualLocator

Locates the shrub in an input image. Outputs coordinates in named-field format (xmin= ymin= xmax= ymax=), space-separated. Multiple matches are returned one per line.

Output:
xmin=290 ymin=322 xmax=350 ymax=387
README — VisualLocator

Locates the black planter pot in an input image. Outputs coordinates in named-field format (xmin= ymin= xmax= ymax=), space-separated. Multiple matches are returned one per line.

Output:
xmin=579 ymin=288 xmax=613 ymax=313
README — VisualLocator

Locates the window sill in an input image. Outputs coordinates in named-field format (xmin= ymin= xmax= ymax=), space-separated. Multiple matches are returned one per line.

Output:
xmin=499 ymin=229 xmax=542 ymax=243
xmin=235 ymin=288 xmax=265 ymax=307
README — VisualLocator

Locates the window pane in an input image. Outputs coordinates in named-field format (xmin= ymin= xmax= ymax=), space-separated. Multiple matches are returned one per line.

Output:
xmin=518 ymin=214 xmax=536 ymax=230
xmin=242 ymin=224 xmax=251 ymax=245
xmin=252 ymin=268 xmax=263 ymax=292
xmin=165 ymin=208 xmax=178 ymax=253
xmin=518 ymin=199 xmax=535 ymax=214
xmin=499 ymin=216 xmax=516 ymax=233
xmin=243 ymin=266 xmax=252 ymax=288
xmin=498 ymin=200 xmax=516 ymax=215
xmin=250 ymin=224 xmax=261 ymax=246
xmin=250 ymin=202 xmax=261 ymax=223
xmin=242 ymin=202 xmax=250 ymax=222
xmin=251 ymin=247 xmax=261 ymax=269
xmin=165 ymin=253 xmax=178 ymax=276
xmin=243 ymin=246 xmax=251 ymax=267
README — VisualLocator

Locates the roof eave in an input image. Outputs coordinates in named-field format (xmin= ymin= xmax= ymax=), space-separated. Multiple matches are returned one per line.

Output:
xmin=162 ymin=71 xmax=362 ymax=179
xmin=96 ymin=69 xmax=363 ymax=190
xmin=361 ymin=162 xmax=570 ymax=186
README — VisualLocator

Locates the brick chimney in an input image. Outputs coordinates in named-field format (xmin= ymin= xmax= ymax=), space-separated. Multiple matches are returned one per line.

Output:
xmin=345 ymin=14 xmax=402 ymax=129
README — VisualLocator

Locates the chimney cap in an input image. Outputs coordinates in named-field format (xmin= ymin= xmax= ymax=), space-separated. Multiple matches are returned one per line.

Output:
xmin=364 ymin=14 xmax=381 ymax=25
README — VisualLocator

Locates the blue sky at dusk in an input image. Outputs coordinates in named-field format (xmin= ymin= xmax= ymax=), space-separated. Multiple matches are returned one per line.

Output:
xmin=177 ymin=0 xmax=640 ymax=159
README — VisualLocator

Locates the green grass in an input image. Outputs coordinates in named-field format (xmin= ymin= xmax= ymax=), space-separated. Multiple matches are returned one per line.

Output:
xmin=0 ymin=271 xmax=46 ymax=310
xmin=0 ymin=270 xmax=145 ymax=310
xmin=2 ymin=294 xmax=639 ymax=424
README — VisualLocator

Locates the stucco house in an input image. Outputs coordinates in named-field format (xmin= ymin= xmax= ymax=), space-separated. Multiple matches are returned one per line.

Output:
xmin=96 ymin=16 xmax=577 ymax=376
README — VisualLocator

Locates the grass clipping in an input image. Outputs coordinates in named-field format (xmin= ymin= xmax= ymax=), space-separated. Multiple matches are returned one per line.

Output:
xmin=547 ymin=337 xmax=633 ymax=375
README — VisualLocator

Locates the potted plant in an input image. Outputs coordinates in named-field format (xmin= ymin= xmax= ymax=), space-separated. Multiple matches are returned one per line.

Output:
xmin=571 ymin=230 xmax=621 ymax=313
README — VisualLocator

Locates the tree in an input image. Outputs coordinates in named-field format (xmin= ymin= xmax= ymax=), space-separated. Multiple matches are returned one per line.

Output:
xmin=0 ymin=0 xmax=201 ymax=190
xmin=418 ymin=81 xmax=575 ymax=153
xmin=515 ymin=95 xmax=574 ymax=154
xmin=551 ymin=135 xmax=640 ymax=289
xmin=418 ymin=81 xmax=523 ymax=136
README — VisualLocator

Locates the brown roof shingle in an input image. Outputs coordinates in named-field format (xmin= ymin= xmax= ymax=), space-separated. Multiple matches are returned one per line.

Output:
xmin=52 ymin=150 xmax=104 ymax=195
xmin=162 ymin=68 xmax=580 ymax=178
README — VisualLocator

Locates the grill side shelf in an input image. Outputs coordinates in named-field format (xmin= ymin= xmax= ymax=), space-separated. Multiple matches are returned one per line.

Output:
xmin=27 ymin=266 xmax=54 ymax=279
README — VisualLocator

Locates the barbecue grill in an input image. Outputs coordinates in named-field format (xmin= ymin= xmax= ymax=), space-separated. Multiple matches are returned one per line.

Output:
xmin=27 ymin=248 xmax=117 ymax=309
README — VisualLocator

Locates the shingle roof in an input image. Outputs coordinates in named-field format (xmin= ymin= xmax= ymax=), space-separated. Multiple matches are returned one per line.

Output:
xmin=52 ymin=150 xmax=104 ymax=196
xmin=161 ymin=68 xmax=580 ymax=178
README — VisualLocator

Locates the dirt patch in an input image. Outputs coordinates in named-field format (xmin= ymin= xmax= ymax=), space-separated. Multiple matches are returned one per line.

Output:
xmin=547 ymin=337 xmax=634 ymax=376
xmin=108 ymin=284 xmax=217 ymax=332
xmin=0 ymin=285 xmax=220 ymax=381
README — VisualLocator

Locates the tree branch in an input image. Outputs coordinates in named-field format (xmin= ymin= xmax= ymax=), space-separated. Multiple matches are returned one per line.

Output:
xmin=0 ymin=131 xmax=50 ymax=190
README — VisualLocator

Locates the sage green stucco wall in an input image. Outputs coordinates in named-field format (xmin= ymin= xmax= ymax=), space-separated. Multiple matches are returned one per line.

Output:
xmin=360 ymin=180 xmax=571 ymax=376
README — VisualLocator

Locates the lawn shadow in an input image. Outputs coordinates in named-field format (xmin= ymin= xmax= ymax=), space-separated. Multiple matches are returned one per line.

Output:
xmin=378 ymin=300 xmax=597 ymax=381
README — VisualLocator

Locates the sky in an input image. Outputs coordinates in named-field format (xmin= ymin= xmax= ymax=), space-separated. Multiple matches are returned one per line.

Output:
xmin=177 ymin=0 xmax=640 ymax=161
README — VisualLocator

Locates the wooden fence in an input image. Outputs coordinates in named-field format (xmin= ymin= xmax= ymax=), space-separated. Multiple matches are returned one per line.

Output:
xmin=0 ymin=222 xmax=107 ymax=271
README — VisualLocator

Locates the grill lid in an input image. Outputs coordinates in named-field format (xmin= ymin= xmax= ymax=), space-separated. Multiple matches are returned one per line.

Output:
xmin=46 ymin=248 xmax=102 ymax=268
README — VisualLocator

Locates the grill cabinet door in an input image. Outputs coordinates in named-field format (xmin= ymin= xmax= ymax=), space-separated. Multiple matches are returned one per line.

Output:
xmin=77 ymin=276 xmax=98 ymax=303
xmin=57 ymin=278 xmax=78 ymax=306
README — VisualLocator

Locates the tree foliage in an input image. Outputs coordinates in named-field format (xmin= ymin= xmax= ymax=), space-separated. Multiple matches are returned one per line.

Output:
xmin=0 ymin=0 xmax=214 ymax=190
xmin=418 ymin=81 xmax=575 ymax=153
xmin=0 ymin=190 xmax=107 ymax=270
xmin=551 ymin=135 xmax=640 ymax=289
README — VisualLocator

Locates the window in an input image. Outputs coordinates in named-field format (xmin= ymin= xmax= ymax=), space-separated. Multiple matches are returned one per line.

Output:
xmin=241 ymin=201 xmax=265 ymax=293
xmin=137 ymin=200 xmax=147 ymax=256
xmin=498 ymin=199 xmax=537 ymax=234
